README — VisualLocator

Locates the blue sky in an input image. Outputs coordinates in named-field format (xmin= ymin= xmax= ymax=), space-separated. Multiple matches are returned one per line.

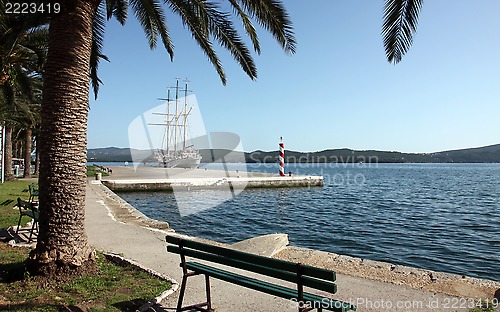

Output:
xmin=88 ymin=0 xmax=500 ymax=153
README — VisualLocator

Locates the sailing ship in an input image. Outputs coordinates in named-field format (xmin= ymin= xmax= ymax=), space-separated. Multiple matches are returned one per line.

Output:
xmin=149 ymin=79 xmax=202 ymax=169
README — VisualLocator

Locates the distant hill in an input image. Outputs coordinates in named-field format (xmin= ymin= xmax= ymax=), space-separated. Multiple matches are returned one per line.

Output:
xmin=88 ymin=147 xmax=140 ymax=162
xmin=87 ymin=143 xmax=500 ymax=163
xmin=429 ymin=144 xmax=500 ymax=163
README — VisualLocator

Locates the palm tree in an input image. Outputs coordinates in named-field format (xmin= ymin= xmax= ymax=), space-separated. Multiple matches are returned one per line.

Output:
xmin=19 ymin=82 xmax=42 ymax=178
xmin=1 ymin=72 xmax=43 ymax=179
xmin=1 ymin=121 xmax=13 ymax=181
xmin=0 ymin=62 xmax=44 ymax=181
xmin=1 ymin=11 xmax=47 ymax=180
xmin=0 ymin=77 xmax=42 ymax=179
xmin=21 ymin=0 xmax=296 ymax=276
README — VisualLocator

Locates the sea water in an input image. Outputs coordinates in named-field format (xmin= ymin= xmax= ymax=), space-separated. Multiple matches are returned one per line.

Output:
xmin=118 ymin=163 xmax=500 ymax=282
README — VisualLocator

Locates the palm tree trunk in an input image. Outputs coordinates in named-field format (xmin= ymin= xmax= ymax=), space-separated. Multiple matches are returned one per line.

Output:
xmin=27 ymin=0 xmax=99 ymax=276
xmin=14 ymin=140 xmax=20 ymax=159
xmin=4 ymin=123 xmax=14 ymax=181
xmin=23 ymin=126 xmax=32 ymax=178
xmin=34 ymin=133 xmax=39 ymax=175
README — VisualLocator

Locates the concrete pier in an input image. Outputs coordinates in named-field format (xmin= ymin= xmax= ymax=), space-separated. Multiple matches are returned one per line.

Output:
xmin=101 ymin=166 xmax=323 ymax=191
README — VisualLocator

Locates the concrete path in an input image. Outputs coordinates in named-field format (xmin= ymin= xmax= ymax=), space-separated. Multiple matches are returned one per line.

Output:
xmin=85 ymin=181 xmax=470 ymax=311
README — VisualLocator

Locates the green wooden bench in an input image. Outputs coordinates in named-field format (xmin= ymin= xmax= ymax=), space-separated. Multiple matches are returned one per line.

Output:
xmin=16 ymin=197 xmax=40 ymax=242
xmin=28 ymin=183 xmax=39 ymax=203
xmin=166 ymin=235 xmax=356 ymax=312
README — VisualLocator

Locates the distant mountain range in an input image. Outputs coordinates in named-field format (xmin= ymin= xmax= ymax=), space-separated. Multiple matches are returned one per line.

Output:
xmin=87 ymin=143 xmax=500 ymax=163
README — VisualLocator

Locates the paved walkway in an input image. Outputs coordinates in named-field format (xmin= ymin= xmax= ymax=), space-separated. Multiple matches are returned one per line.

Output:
xmin=85 ymin=181 xmax=469 ymax=312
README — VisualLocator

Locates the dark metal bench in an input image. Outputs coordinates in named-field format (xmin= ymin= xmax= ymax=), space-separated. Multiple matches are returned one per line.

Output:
xmin=166 ymin=235 xmax=356 ymax=312
xmin=28 ymin=183 xmax=39 ymax=203
xmin=16 ymin=197 xmax=39 ymax=242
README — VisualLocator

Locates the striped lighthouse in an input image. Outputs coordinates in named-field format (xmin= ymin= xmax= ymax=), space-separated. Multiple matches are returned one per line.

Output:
xmin=279 ymin=137 xmax=285 ymax=176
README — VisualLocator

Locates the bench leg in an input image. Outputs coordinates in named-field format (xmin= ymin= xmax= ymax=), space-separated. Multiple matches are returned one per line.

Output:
xmin=205 ymin=274 xmax=212 ymax=311
xmin=176 ymin=273 xmax=213 ymax=312
xmin=28 ymin=220 xmax=37 ymax=243
xmin=16 ymin=215 xmax=22 ymax=234
xmin=176 ymin=274 xmax=189 ymax=312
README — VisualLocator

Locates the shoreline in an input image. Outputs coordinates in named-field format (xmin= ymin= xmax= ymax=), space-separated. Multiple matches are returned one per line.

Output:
xmin=89 ymin=179 xmax=500 ymax=301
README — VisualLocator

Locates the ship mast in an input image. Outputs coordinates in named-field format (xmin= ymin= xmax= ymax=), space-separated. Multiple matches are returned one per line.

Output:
xmin=181 ymin=79 xmax=191 ymax=151
xmin=148 ymin=78 xmax=201 ymax=169
xmin=173 ymin=78 xmax=179 ymax=156
xmin=155 ymin=87 xmax=173 ymax=158
xmin=166 ymin=89 xmax=171 ymax=156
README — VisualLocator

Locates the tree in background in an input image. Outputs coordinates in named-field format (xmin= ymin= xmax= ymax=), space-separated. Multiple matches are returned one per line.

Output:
xmin=1 ymin=11 xmax=46 ymax=179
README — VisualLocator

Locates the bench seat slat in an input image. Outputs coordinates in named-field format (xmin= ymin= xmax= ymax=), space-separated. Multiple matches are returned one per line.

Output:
xmin=187 ymin=262 xmax=354 ymax=312
xmin=168 ymin=245 xmax=337 ymax=293
xmin=166 ymin=236 xmax=335 ymax=281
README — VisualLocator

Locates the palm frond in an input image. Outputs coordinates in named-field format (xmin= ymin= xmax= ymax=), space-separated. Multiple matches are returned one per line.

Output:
xmin=168 ymin=0 xmax=226 ymax=84
xmin=22 ymin=26 xmax=48 ymax=48
xmin=228 ymin=0 xmax=260 ymax=54
xmin=190 ymin=0 xmax=257 ymax=80
xmin=0 ymin=64 xmax=41 ymax=123
xmin=0 ymin=2 xmax=50 ymax=45
xmin=382 ymin=0 xmax=423 ymax=64
xmin=106 ymin=0 xmax=128 ymax=25
xmin=130 ymin=0 xmax=174 ymax=60
xmin=20 ymin=26 xmax=48 ymax=71
xmin=237 ymin=0 xmax=296 ymax=54
xmin=90 ymin=3 xmax=109 ymax=99
xmin=0 ymin=82 xmax=15 ymax=111
xmin=13 ymin=69 xmax=41 ymax=121
xmin=1 ymin=7 xmax=49 ymax=75
xmin=13 ymin=65 xmax=30 ymax=95
xmin=8 ymin=46 xmax=35 ymax=64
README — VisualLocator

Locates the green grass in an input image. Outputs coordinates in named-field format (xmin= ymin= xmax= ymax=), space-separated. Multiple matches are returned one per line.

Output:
xmin=470 ymin=302 xmax=498 ymax=312
xmin=0 ymin=246 xmax=171 ymax=311
xmin=87 ymin=166 xmax=109 ymax=178
xmin=0 ymin=180 xmax=171 ymax=311
xmin=0 ymin=180 xmax=33 ymax=229
xmin=0 ymin=166 xmax=106 ymax=228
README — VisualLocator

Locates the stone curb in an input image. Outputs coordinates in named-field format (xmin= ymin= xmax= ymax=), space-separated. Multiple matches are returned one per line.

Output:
xmin=279 ymin=246 xmax=500 ymax=298
xmin=90 ymin=181 xmax=172 ymax=231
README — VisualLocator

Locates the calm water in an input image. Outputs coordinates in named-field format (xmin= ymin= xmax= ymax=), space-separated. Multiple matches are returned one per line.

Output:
xmin=119 ymin=163 xmax=500 ymax=282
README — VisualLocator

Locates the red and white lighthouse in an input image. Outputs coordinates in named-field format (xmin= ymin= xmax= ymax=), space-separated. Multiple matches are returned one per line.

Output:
xmin=279 ymin=137 xmax=285 ymax=176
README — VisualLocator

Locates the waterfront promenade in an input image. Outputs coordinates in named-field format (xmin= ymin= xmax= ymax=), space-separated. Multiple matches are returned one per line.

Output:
xmin=100 ymin=166 xmax=323 ymax=191
xmin=84 ymin=179 xmax=500 ymax=311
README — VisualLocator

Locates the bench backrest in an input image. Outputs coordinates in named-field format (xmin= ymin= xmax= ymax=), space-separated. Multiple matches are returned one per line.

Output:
xmin=166 ymin=235 xmax=337 ymax=294
xmin=17 ymin=197 xmax=39 ymax=219
xmin=28 ymin=183 xmax=39 ymax=199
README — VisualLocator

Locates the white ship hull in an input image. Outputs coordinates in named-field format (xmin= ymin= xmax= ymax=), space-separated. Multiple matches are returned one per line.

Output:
xmin=172 ymin=156 xmax=202 ymax=169
xmin=155 ymin=151 xmax=202 ymax=169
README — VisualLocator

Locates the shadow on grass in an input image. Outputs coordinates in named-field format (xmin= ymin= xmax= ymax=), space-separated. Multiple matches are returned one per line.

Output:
xmin=112 ymin=298 xmax=149 ymax=311
xmin=0 ymin=261 xmax=26 ymax=283
xmin=0 ymin=303 xmax=87 ymax=312
xmin=0 ymin=199 xmax=15 ymax=206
